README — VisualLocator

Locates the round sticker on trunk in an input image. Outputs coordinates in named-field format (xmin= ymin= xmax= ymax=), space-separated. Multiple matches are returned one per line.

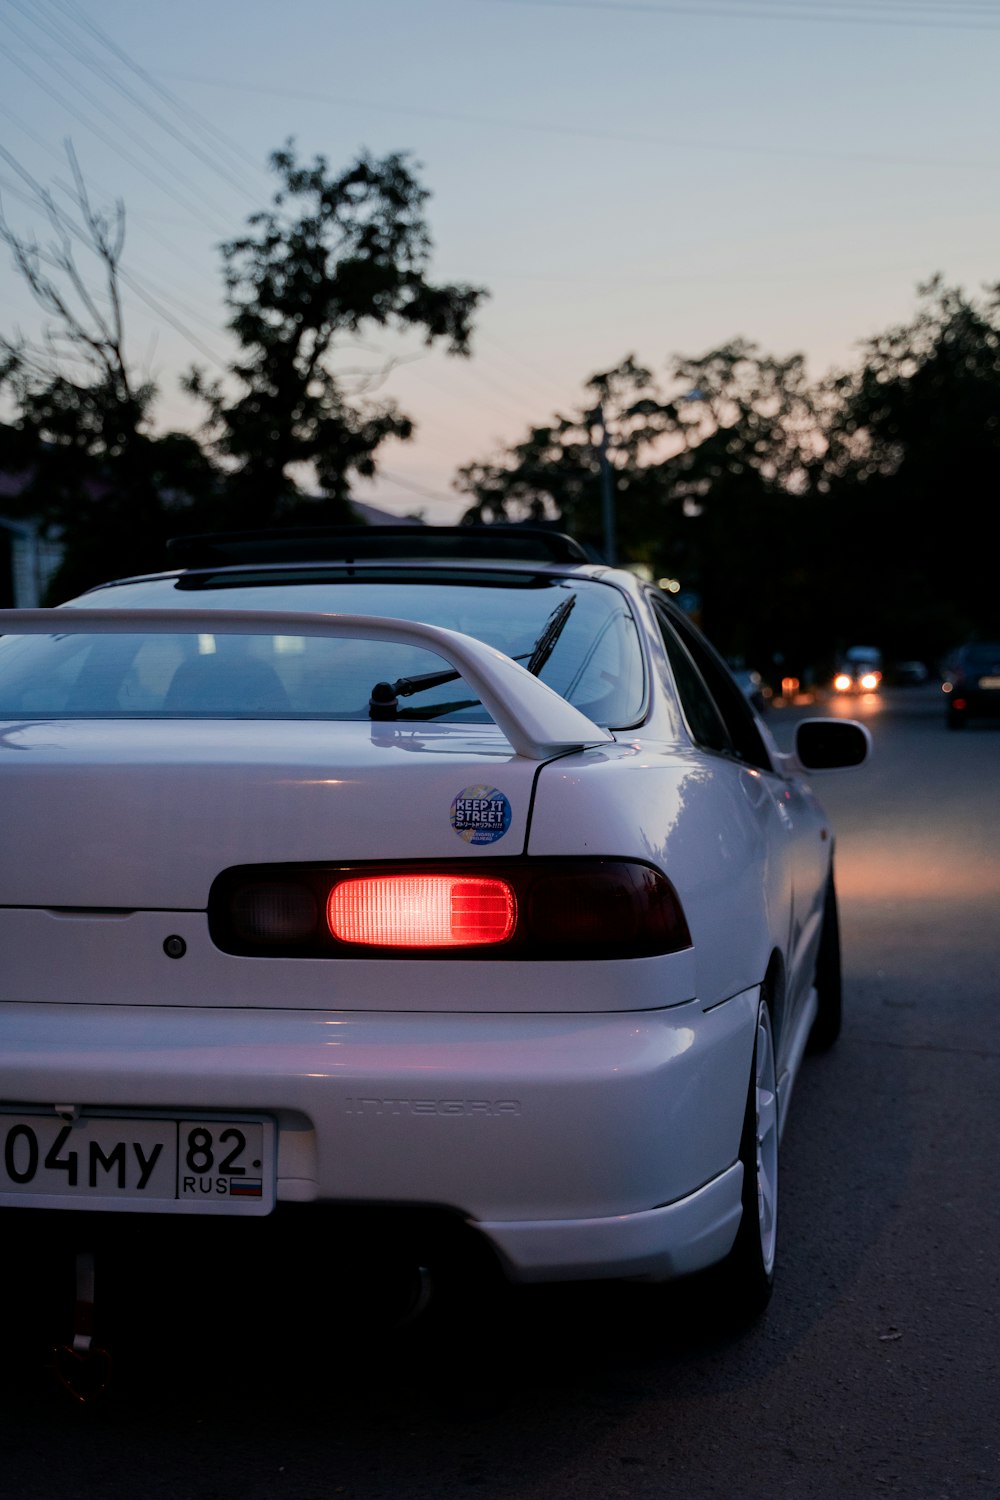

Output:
xmin=451 ymin=786 xmax=512 ymax=844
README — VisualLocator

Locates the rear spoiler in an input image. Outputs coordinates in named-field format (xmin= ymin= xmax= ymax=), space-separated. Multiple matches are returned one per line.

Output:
xmin=0 ymin=608 xmax=614 ymax=762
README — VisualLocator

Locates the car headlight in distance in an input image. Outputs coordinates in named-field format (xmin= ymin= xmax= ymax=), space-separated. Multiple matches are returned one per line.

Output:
xmin=833 ymin=673 xmax=852 ymax=692
xmin=859 ymin=672 xmax=880 ymax=691
xmin=209 ymin=859 xmax=692 ymax=960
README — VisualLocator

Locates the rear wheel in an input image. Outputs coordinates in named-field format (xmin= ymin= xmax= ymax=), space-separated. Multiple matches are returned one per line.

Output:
xmin=808 ymin=873 xmax=842 ymax=1052
xmin=715 ymin=997 xmax=778 ymax=1319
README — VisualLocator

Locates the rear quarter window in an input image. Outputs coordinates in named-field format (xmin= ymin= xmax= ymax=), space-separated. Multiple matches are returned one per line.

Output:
xmin=650 ymin=595 xmax=773 ymax=771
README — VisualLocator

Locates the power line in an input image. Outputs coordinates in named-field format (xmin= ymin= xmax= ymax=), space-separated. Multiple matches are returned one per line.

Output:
xmin=39 ymin=0 xmax=270 ymax=195
xmin=115 ymin=264 xmax=229 ymax=369
xmin=479 ymin=332 xmax=570 ymax=409
xmin=161 ymin=73 xmax=1000 ymax=174
xmin=0 ymin=32 xmax=235 ymax=236
xmin=48 ymin=0 xmax=266 ymax=184
xmin=0 ymin=145 xmax=231 ymax=376
xmin=480 ymin=0 xmax=1000 ymax=30
xmin=0 ymin=12 xmax=267 ymax=371
xmin=9 ymin=0 xmax=263 ymax=210
xmin=376 ymin=468 xmax=464 ymax=505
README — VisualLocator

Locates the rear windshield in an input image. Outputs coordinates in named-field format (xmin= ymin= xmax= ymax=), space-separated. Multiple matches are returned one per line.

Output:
xmin=0 ymin=574 xmax=644 ymax=727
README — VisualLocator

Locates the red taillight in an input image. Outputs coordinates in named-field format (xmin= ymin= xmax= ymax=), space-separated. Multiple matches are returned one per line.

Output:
xmin=210 ymin=859 xmax=691 ymax=959
xmin=328 ymin=875 xmax=515 ymax=948
xmin=527 ymin=863 xmax=688 ymax=952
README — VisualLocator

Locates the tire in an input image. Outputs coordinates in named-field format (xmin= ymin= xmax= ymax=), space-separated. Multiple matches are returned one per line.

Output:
xmin=715 ymin=996 xmax=778 ymax=1320
xmin=947 ymin=710 xmax=967 ymax=730
xmin=808 ymin=873 xmax=842 ymax=1052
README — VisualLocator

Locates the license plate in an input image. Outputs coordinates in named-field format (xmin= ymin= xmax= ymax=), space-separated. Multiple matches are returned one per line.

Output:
xmin=977 ymin=676 xmax=1000 ymax=689
xmin=0 ymin=1110 xmax=275 ymax=1215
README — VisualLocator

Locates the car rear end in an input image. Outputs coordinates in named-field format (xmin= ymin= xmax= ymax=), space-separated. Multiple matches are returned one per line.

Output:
xmin=943 ymin=642 xmax=1000 ymax=727
xmin=0 ymin=598 xmax=750 ymax=1300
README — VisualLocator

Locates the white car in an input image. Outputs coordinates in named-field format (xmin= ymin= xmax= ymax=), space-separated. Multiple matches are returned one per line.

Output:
xmin=0 ymin=526 xmax=869 ymax=1339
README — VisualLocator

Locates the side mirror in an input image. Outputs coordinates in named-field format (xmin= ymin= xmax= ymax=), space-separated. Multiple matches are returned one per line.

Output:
xmin=794 ymin=717 xmax=871 ymax=770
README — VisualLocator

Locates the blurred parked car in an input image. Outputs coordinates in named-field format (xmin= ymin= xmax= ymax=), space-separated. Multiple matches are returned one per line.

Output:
xmin=942 ymin=641 xmax=1000 ymax=728
xmin=889 ymin=660 xmax=929 ymax=686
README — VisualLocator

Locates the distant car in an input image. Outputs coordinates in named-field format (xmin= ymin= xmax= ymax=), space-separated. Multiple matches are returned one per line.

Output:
xmin=833 ymin=645 xmax=883 ymax=695
xmin=0 ymin=525 xmax=870 ymax=1344
xmin=942 ymin=641 xmax=1000 ymax=728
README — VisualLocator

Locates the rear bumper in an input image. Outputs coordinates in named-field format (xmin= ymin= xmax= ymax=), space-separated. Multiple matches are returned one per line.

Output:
xmin=949 ymin=691 xmax=1000 ymax=716
xmin=0 ymin=991 xmax=757 ymax=1282
xmin=483 ymin=1165 xmax=744 ymax=1282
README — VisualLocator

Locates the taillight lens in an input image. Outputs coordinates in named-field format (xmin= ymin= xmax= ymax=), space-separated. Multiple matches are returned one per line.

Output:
xmin=527 ymin=863 xmax=685 ymax=950
xmin=210 ymin=859 xmax=691 ymax=959
xmin=328 ymin=876 xmax=515 ymax=947
xmin=230 ymin=882 xmax=318 ymax=943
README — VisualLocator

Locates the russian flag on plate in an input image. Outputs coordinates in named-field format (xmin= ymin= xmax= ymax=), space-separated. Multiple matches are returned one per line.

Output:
xmin=230 ymin=1178 xmax=263 ymax=1198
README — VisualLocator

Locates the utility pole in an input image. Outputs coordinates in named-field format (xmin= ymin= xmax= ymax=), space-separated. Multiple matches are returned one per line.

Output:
xmin=593 ymin=403 xmax=617 ymax=565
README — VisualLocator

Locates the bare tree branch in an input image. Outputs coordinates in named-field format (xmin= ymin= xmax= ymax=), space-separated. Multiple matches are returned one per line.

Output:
xmin=0 ymin=141 xmax=133 ymax=396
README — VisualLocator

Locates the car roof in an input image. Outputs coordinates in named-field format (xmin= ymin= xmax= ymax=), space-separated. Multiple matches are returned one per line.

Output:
xmin=81 ymin=525 xmax=619 ymax=596
xmin=957 ymin=640 xmax=1000 ymax=657
xmin=164 ymin=524 xmax=596 ymax=569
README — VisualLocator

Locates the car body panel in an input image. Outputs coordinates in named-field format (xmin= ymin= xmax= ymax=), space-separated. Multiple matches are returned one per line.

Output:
xmin=530 ymin=743 xmax=821 ymax=1025
xmin=0 ymin=718 xmax=543 ymax=908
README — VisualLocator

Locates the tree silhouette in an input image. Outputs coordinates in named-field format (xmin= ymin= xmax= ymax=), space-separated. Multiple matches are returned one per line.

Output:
xmin=458 ymin=357 xmax=678 ymax=562
xmin=186 ymin=142 xmax=487 ymax=529
xmin=0 ymin=146 xmax=212 ymax=598
xmin=458 ymin=344 xmax=824 ymax=671
xmin=822 ymin=277 xmax=1000 ymax=655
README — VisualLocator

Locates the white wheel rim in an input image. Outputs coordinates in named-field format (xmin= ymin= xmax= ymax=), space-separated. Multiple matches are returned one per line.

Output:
xmin=754 ymin=1005 xmax=778 ymax=1276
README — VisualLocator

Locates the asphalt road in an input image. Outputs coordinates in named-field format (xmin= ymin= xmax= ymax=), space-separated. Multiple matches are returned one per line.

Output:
xmin=3 ymin=684 xmax=998 ymax=1500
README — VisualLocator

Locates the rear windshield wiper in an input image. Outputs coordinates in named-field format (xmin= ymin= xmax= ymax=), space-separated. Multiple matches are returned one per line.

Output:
xmin=369 ymin=666 xmax=465 ymax=720
xmin=368 ymin=594 xmax=576 ymax=720
xmin=522 ymin=595 xmax=575 ymax=676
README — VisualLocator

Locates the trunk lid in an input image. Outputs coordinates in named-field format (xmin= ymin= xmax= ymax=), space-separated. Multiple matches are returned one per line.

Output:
xmin=1 ymin=719 xmax=542 ymax=910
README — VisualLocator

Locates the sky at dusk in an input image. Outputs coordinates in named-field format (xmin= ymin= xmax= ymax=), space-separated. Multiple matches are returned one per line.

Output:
xmin=1 ymin=0 xmax=997 ymax=522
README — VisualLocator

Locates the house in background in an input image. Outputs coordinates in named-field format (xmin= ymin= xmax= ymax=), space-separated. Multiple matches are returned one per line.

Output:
xmin=0 ymin=512 xmax=62 ymax=607
xmin=346 ymin=500 xmax=423 ymax=528
xmin=0 ymin=463 xmax=63 ymax=606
